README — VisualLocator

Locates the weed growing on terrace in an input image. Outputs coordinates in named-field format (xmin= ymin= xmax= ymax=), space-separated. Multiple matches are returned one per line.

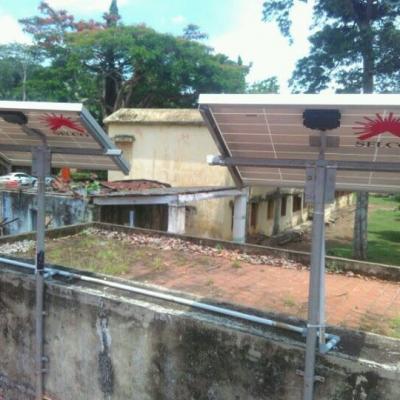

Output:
xmin=231 ymin=260 xmax=241 ymax=269
xmin=389 ymin=316 xmax=400 ymax=338
xmin=152 ymin=257 xmax=163 ymax=271
xmin=282 ymin=296 xmax=296 ymax=308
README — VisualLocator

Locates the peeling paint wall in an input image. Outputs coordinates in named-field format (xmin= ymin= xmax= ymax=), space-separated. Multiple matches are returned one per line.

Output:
xmin=1 ymin=267 xmax=399 ymax=400
xmin=0 ymin=191 xmax=94 ymax=235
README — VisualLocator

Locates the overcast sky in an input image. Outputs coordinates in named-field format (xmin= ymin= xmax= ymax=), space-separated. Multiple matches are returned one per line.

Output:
xmin=0 ymin=0 xmax=314 ymax=92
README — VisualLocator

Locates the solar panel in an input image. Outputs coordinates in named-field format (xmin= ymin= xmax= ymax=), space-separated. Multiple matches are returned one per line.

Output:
xmin=199 ymin=94 xmax=400 ymax=192
xmin=0 ymin=101 xmax=129 ymax=173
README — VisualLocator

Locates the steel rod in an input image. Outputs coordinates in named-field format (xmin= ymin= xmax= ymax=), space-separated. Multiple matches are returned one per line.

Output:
xmin=209 ymin=155 xmax=400 ymax=173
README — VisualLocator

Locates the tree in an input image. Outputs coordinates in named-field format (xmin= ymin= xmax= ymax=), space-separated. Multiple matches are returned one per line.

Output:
xmin=263 ymin=0 xmax=400 ymax=259
xmin=0 ymin=44 xmax=43 ymax=101
xmin=183 ymin=24 xmax=208 ymax=41
xmin=18 ymin=1 xmax=248 ymax=118
xmin=66 ymin=25 xmax=248 ymax=115
xmin=104 ymin=0 xmax=120 ymax=27
xmin=247 ymin=77 xmax=279 ymax=93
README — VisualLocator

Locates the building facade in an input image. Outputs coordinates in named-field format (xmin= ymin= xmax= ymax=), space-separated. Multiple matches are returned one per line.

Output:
xmin=105 ymin=109 xmax=350 ymax=241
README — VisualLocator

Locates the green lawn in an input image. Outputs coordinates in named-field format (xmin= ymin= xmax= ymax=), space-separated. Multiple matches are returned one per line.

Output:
xmin=327 ymin=195 xmax=400 ymax=266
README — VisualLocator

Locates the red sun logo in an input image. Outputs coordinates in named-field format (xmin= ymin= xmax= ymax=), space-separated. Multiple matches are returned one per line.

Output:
xmin=353 ymin=113 xmax=400 ymax=140
xmin=40 ymin=113 xmax=86 ymax=135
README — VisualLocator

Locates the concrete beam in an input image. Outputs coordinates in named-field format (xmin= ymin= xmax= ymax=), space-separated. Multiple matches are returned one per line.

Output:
xmin=93 ymin=195 xmax=178 ymax=206
xmin=93 ymin=188 xmax=243 ymax=206
xmin=177 ymin=189 xmax=243 ymax=203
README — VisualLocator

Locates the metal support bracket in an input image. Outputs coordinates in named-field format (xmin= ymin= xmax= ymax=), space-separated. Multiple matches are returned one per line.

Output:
xmin=305 ymin=163 xmax=337 ymax=205
xmin=32 ymin=146 xmax=51 ymax=178
xmin=309 ymin=135 xmax=340 ymax=148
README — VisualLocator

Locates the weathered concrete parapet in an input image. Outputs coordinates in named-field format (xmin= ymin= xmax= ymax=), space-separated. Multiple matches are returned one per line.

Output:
xmin=1 ymin=265 xmax=399 ymax=400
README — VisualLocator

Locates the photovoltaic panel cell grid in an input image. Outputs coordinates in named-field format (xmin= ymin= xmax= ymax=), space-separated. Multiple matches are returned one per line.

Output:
xmin=0 ymin=101 xmax=129 ymax=172
xmin=199 ymin=94 xmax=400 ymax=192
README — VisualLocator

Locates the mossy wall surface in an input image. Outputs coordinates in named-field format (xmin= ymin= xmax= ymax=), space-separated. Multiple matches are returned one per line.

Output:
xmin=1 ymin=266 xmax=399 ymax=400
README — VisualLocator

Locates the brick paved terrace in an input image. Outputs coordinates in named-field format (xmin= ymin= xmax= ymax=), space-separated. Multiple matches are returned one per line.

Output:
xmin=7 ymin=227 xmax=400 ymax=338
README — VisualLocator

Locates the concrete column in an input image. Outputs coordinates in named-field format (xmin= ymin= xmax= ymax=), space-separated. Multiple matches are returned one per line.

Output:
xmin=129 ymin=210 xmax=136 ymax=227
xmin=168 ymin=204 xmax=186 ymax=234
xmin=272 ymin=189 xmax=282 ymax=235
xmin=233 ymin=193 xmax=247 ymax=244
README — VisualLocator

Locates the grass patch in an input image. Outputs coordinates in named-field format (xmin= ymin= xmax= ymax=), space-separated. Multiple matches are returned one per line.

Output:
xmin=389 ymin=316 xmax=400 ymax=338
xmin=231 ymin=260 xmax=241 ymax=269
xmin=357 ymin=312 xmax=400 ymax=338
xmin=327 ymin=195 xmax=400 ymax=266
xmin=358 ymin=313 xmax=388 ymax=336
xmin=152 ymin=257 xmax=164 ymax=271
xmin=16 ymin=233 xmax=154 ymax=276
xmin=215 ymin=243 xmax=224 ymax=252
xmin=282 ymin=295 xmax=296 ymax=308
xmin=15 ymin=231 xmax=225 ymax=276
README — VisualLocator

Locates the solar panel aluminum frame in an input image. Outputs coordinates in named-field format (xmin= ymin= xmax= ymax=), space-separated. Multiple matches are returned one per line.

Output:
xmin=0 ymin=101 xmax=130 ymax=174
xmin=199 ymin=93 xmax=400 ymax=193
xmin=199 ymin=105 xmax=243 ymax=187
xmin=80 ymin=106 xmax=129 ymax=174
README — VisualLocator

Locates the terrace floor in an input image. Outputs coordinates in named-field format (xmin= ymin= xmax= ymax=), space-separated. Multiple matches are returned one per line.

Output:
xmin=10 ymin=228 xmax=400 ymax=338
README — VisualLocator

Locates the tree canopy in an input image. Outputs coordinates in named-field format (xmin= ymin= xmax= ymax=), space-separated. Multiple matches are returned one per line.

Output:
xmin=66 ymin=25 xmax=249 ymax=116
xmin=247 ymin=77 xmax=280 ymax=93
xmin=263 ymin=0 xmax=400 ymax=93
xmin=0 ymin=1 xmax=250 ymax=119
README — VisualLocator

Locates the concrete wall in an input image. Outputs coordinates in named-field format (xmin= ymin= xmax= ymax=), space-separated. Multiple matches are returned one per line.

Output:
xmin=0 ymin=190 xmax=94 ymax=236
xmin=1 ymin=265 xmax=399 ymax=400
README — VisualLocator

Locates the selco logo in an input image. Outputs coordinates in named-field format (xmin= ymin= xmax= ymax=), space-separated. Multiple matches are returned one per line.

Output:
xmin=356 ymin=140 xmax=400 ymax=148
xmin=353 ymin=113 xmax=400 ymax=140
xmin=40 ymin=114 xmax=89 ymax=137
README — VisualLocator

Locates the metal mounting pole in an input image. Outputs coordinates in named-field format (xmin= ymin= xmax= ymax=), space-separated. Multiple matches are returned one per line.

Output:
xmin=303 ymin=130 xmax=335 ymax=400
xmin=33 ymin=144 xmax=51 ymax=400
xmin=303 ymin=160 xmax=327 ymax=400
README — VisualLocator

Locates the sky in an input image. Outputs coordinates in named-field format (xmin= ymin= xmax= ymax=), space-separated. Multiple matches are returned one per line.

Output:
xmin=0 ymin=0 xmax=314 ymax=93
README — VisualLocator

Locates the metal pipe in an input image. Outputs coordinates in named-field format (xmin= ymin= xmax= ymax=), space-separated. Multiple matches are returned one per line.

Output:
xmin=0 ymin=257 xmax=341 ymax=346
xmin=321 ymin=335 xmax=341 ymax=354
